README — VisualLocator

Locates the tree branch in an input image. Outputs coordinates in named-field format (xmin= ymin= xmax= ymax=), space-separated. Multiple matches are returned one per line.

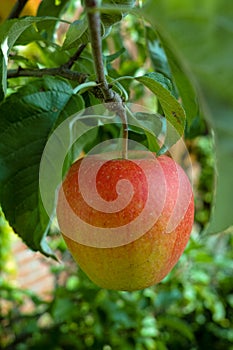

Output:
xmin=62 ymin=44 xmax=87 ymax=70
xmin=7 ymin=0 xmax=30 ymax=19
xmin=85 ymin=0 xmax=111 ymax=100
xmin=8 ymin=45 xmax=88 ymax=83
xmin=7 ymin=66 xmax=87 ymax=83
xmin=84 ymin=0 xmax=128 ymax=158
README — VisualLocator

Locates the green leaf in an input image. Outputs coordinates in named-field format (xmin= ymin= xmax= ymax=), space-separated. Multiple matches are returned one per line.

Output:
xmin=127 ymin=111 xmax=162 ymax=153
xmin=142 ymin=0 xmax=233 ymax=234
xmin=204 ymin=97 xmax=233 ymax=234
xmin=145 ymin=26 xmax=171 ymax=79
xmin=62 ymin=0 xmax=135 ymax=51
xmin=62 ymin=19 xmax=89 ymax=50
xmin=73 ymin=51 xmax=95 ymax=75
xmin=0 ymin=16 xmax=62 ymax=100
xmin=0 ymin=76 xmax=84 ymax=256
xmin=155 ymin=30 xmax=198 ymax=129
xmin=0 ymin=50 xmax=7 ymax=101
xmin=158 ymin=316 xmax=194 ymax=341
xmin=136 ymin=72 xmax=186 ymax=150
xmin=101 ymin=0 xmax=136 ymax=29
xmin=105 ymin=47 xmax=126 ymax=64
xmin=51 ymin=297 xmax=75 ymax=322
xmin=0 ymin=17 xmax=59 ymax=48
xmin=37 ymin=0 xmax=70 ymax=40
xmin=15 ymin=25 xmax=43 ymax=46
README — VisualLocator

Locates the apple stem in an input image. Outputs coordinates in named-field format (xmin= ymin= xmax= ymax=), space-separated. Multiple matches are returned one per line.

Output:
xmin=120 ymin=109 xmax=129 ymax=159
xmin=85 ymin=0 xmax=128 ymax=159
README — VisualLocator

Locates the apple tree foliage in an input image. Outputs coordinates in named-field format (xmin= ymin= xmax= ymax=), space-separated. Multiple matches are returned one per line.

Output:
xmin=0 ymin=0 xmax=233 ymax=258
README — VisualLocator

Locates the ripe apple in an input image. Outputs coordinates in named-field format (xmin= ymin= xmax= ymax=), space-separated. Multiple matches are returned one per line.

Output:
xmin=56 ymin=151 xmax=194 ymax=291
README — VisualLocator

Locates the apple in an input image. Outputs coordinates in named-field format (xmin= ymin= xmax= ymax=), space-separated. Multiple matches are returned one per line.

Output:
xmin=56 ymin=151 xmax=194 ymax=291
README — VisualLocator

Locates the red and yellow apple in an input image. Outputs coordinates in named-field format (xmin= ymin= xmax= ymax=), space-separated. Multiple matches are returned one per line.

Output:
xmin=56 ymin=151 xmax=194 ymax=291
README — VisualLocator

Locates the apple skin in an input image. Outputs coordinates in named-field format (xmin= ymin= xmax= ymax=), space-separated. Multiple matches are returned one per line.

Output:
xmin=56 ymin=151 xmax=194 ymax=291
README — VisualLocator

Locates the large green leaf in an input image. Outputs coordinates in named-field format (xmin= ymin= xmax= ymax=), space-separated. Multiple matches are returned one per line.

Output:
xmin=0 ymin=76 xmax=84 ymax=256
xmin=142 ymin=0 xmax=233 ymax=234
xmin=13 ymin=1 xmax=69 ymax=46
xmin=154 ymin=29 xmax=198 ymax=130
xmin=136 ymin=72 xmax=186 ymax=150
